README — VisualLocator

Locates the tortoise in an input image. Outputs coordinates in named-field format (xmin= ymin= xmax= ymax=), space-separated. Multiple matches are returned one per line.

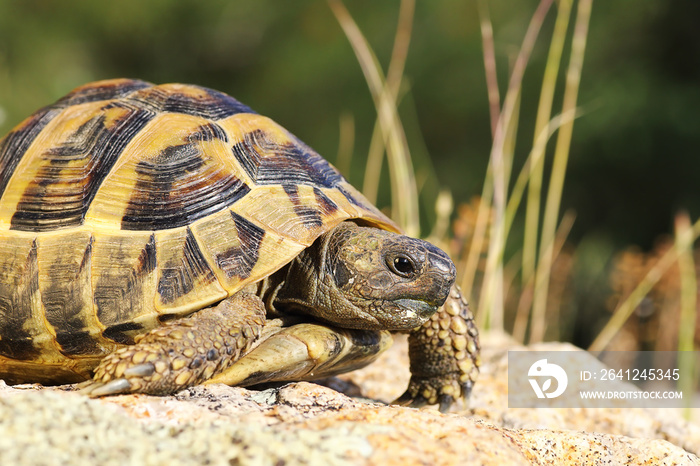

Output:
xmin=0 ymin=79 xmax=479 ymax=411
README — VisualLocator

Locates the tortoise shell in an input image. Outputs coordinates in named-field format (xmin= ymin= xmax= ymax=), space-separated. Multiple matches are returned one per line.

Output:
xmin=0 ymin=79 xmax=397 ymax=382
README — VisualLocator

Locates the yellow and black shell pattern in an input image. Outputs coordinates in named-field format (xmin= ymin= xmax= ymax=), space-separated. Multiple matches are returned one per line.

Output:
xmin=0 ymin=79 xmax=398 ymax=382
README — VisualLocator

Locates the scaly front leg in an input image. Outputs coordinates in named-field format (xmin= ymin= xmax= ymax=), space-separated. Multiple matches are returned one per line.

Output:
xmin=394 ymin=284 xmax=480 ymax=412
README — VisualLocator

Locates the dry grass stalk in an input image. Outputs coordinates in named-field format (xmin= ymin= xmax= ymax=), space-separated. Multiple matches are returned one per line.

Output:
xmin=522 ymin=0 xmax=573 ymax=294
xmin=591 ymin=217 xmax=700 ymax=352
xmin=529 ymin=0 xmax=592 ymax=343
xmin=476 ymin=0 xmax=555 ymax=328
xmin=329 ymin=0 xmax=420 ymax=236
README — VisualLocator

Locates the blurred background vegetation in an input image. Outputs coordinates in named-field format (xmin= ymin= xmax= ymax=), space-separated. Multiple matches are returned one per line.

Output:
xmin=0 ymin=0 xmax=698 ymax=355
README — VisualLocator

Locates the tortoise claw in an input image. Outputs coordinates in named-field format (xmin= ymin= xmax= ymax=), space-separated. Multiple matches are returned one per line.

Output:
xmin=438 ymin=394 xmax=455 ymax=414
xmin=393 ymin=387 xmax=455 ymax=413
xmin=80 ymin=378 xmax=133 ymax=397
xmin=122 ymin=363 xmax=156 ymax=379
xmin=461 ymin=380 xmax=474 ymax=403
xmin=393 ymin=390 xmax=428 ymax=409
xmin=392 ymin=375 xmax=459 ymax=411
xmin=393 ymin=378 xmax=471 ymax=412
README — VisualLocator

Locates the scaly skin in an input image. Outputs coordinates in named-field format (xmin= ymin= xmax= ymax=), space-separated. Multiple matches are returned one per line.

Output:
xmin=83 ymin=292 xmax=266 ymax=396
xmin=80 ymin=224 xmax=477 ymax=409
xmin=82 ymin=285 xmax=479 ymax=408
xmin=395 ymin=284 xmax=480 ymax=412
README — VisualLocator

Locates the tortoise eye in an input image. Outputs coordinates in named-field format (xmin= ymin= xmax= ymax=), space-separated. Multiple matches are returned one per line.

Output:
xmin=389 ymin=254 xmax=416 ymax=278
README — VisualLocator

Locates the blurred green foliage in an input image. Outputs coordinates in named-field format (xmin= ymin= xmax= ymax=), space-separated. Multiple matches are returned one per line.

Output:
xmin=0 ymin=0 xmax=699 ymax=346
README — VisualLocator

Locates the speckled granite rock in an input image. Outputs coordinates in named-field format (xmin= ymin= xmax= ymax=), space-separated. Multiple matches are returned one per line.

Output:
xmin=1 ymin=332 xmax=698 ymax=465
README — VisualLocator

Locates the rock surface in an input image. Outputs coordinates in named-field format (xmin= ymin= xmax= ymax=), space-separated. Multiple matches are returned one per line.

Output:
xmin=1 ymin=332 xmax=698 ymax=465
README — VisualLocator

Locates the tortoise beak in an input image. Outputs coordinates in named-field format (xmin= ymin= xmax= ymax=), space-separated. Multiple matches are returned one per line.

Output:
xmin=424 ymin=243 xmax=456 ymax=307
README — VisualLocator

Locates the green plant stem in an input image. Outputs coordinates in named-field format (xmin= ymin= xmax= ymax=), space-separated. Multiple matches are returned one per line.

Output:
xmin=530 ymin=0 xmax=592 ymax=343
xmin=674 ymin=213 xmax=698 ymax=419
xmin=329 ymin=0 xmax=420 ymax=235
xmin=675 ymin=212 xmax=697 ymax=353
xmin=477 ymin=0 xmax=500 ymax=138
xmin=461 ymin=175 xmax=493 ymax=316
xmin=335 ymin=111 xmax=355 ymax=177
xmin=522 ymin=0 xmax=572 ymax=288
xmin=589 ymin=216 xmax=700 ymax=352
xmin=427 ymin=189 xmax=453 ymax=246
xmin=479 ymin=94 xmax=520 ymax=330
xmin=504 ymin=109 xmax=578 ymax=339
xmin=477 ymin=0 xmax=554 ymax=328
xmin=504 ymin=109 xmax=577 ymax=236
xmin=464 ymin=0 xmax=498 ymax=319
xmin=362 ymin=0 xmax=414 ymax=206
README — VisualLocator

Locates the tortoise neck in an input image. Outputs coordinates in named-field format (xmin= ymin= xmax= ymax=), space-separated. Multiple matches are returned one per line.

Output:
xmin=259 ymin=225 xmax=343 ymax=318
xmin=255 ymin=267 xmax=287 ymax=317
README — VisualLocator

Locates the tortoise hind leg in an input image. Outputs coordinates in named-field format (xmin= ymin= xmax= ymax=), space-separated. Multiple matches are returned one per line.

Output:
xmin=81 ymin=291 xmax=266 ymax=397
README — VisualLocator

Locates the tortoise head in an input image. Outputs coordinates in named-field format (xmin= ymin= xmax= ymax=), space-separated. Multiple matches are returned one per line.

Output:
xmin=273 ymin=222 xmax=456 ymax=330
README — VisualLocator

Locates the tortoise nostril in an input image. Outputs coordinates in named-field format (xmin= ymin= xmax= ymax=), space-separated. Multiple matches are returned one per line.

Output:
xmin=429 ymin=250 xmax=456 ymax=278
xmin=422 ymin=241 xmax=456 ymax=278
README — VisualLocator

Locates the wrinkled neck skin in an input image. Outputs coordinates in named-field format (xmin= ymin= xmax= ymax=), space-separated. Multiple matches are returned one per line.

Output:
xmin=259 ymin=222 xmax=455 ymax=331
